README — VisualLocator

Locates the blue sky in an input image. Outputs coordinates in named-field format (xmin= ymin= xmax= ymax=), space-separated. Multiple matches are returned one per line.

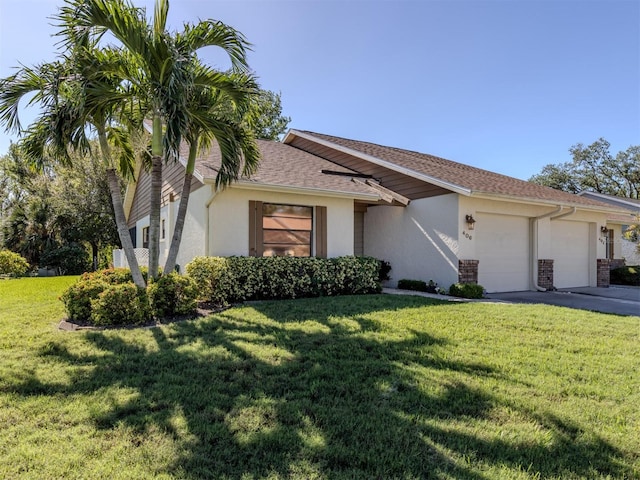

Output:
xmin=0 ymin=0 xmax=638 ymax=180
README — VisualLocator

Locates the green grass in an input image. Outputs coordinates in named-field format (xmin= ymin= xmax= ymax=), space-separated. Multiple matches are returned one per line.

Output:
xmin=0 ymin=277 xmax=638 ymax=479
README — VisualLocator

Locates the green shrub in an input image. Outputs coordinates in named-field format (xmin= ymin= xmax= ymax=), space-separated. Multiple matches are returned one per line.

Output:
xmin=397 ymin=279 xmax=443 ymax=293
xmin=610 ymin=266 xmax=640 ymax=286
xmin=378 ymin=259 xmax=392 ymax=282
xmin=90 ymin=283 xmax=150 ymax=326
xmin=186 ymin=255 xmax=382 ymax=305
xmin=0 ymin=250 xmax=29 ymax=277
xmin=184 ymin=256 xmax=228 ymax=301
xmin=148 ymin=273 xmax=199 ymax=319
xmin=398 ymin=279 xmax=428 ymax=291
xmin=449 ymin=283 xmax=485 ymax=299
xmin=60 ymin=278 xmax=109 ymax=322
xmin=61 ymin=267 xmax=175 ymax=325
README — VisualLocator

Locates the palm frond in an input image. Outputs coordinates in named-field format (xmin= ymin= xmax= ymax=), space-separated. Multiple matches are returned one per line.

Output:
xmin=177 ymin=20 xmax=252 ymax=72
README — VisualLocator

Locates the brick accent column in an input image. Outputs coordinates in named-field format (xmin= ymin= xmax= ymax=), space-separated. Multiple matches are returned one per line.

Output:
xmin=537 ymin=259 xmax=554 ymax=290
xmin=458 ymin=260 xmax=479 ymax=284
xmin=597 ymin=259 xmax=611 ymax=288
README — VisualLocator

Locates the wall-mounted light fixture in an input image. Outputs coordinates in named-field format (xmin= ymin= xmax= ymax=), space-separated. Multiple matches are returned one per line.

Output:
xmin=465 ymin=214 xmax=476 ymax=230
xmin=600 ymin=226 xmax=609 ymax=235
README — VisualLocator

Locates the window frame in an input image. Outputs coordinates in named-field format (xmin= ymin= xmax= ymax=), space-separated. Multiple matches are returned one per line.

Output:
xmin=249 ymin=200 xmax=327 ymax=258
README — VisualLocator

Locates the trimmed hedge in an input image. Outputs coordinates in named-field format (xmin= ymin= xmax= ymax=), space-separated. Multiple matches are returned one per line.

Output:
xmin=449 ymin=283 xmax=485 ymax=299
xmin=0 ymin=250 xmax=29 ymax=277
xmin=186 ymin=255 xmax=383 ymax=305
xmin=610 ymin=266 xmax=640 ymax=286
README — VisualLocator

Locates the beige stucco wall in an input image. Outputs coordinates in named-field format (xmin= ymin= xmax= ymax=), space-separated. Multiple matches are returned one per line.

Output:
xmin=208 ymin=187 xmax=356 ymax=258
xmin=459 ymin=196 xmax=609 ymax=289
xmin=364 ymin=194 xmax=460 ymax=289
xmin=174 ymin=185 xmax=210 ymax=271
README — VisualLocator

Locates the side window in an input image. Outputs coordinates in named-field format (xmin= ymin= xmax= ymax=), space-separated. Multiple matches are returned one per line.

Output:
xmin=142 ymin=226 xmax=149 ymax=249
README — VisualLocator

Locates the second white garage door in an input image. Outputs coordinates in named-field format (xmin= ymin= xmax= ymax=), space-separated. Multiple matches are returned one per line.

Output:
xmin=476 ymin=213 xmax=530 ymax=293
xmin=551 ymin=220 xmax=590 ymax=288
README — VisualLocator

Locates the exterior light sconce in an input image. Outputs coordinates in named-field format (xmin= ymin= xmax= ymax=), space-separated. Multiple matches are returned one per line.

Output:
xmin=600 ymin=226 xmax=609 ymax=235
xmin=465 ymin=214 xmax=476 ymax=230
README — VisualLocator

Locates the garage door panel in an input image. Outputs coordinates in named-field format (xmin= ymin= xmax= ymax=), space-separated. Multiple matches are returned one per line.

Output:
xmin=551 ymin=221 xmax=589 ymax=288
xmin=476 ymin=213 xmax=530 ymax=293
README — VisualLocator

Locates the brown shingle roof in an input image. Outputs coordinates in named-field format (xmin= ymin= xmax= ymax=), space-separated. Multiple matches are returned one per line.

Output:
xmin=293 ymin=130 xmax=619 ymax=210
xmin=189 ymin=139 xmax=380 ymax=198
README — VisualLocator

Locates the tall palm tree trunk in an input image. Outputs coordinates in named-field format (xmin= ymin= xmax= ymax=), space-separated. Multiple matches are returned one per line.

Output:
xmin=106 ymin=168 xmax=146 ymax=288
xmin=164 ymin=140 xmax=198 ymax=274
xmin=148 ymin=114 xmax=164 ymax=280
xmin=148 ymin=154 xmax=162 ymax=280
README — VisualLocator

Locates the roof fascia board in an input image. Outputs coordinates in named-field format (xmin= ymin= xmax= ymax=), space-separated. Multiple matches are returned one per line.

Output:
xmin=579 ymin=191 xmax=640 ymax=211
xmin=123 ymin=158 xmax=145 ymax=221
xmin=205 ymin=178 xmax=381 ymax=201
xmin=177 ymin=155 xmax=206 ymax=184
xmin=284 ymin=130 xmax=472 ymax=196
xmin=471 ymin=192 xmax=630 ymax=214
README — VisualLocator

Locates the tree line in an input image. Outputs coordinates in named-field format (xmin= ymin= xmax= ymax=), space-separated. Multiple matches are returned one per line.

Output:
xmin=0 ymin=0 xmax=289 ymax=281
xmin=529 ymin=138 xmax=639 ymax=199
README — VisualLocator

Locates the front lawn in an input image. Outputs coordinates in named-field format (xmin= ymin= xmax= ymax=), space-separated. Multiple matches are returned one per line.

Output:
xmin=0 ymin=277 xmax=638 ymax=479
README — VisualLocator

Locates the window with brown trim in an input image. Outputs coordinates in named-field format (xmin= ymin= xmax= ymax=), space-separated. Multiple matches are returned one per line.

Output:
xmin=249 ymin=201 xmax=327 ymax=257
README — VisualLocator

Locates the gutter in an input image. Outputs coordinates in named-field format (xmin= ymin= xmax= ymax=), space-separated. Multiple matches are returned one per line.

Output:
xmin=204 ymin=179 xmax=381 ymax=202
xmin=204 ymin=187 xmax=218 ymax=256
xmin=531 ymin=206 xmax=579 ymax=291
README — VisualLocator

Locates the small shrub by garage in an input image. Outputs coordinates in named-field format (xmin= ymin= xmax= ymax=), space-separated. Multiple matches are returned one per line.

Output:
xmin=610 ymin=266 xmax=640 ymax=286
xmin=186 ymin=255 xmax=383 ymax=305
xmin=449 ymin=282 xmax=485 ymax=299
xmin=0 ymin=250 xmax=29 ymax=277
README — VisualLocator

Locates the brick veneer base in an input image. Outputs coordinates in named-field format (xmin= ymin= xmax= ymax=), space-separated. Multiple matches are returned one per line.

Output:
xmin=537 ymin=259 xmax=554 ymax=290
xmin=597 ymin=258 xmax=610 ymax=288
xmin=458 ymin=260 xmax=479 ymax=284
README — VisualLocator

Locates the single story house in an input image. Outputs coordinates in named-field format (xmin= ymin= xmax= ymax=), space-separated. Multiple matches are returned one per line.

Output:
xmin=578 ymin=191 xmax=640 ymax=266
xmin=121 ymin=130 xmax=628 ymax=292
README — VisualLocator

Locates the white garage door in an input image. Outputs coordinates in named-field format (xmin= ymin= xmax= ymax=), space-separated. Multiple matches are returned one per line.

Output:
xmin=476 ymin=213 xmax=530 ymax=293
xmin=551 ymin=220 xmax=590 ymax=288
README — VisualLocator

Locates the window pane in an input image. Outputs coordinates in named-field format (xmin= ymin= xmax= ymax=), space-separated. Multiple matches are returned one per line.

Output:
xmin=261 ymin=203 xmax=313 ymax=257
xmin=264 ymin=230 xmax=311 ymax=244
xmin=263 ymin=244 xmax=310 ymax=257
xmin=263 ymin=216 xmax=312 ymax=230
xmin=263 ymin=204 xmax=312 ymax=218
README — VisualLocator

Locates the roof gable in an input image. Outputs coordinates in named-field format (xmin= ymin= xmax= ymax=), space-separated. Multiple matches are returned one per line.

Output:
xmin=284 ymin=130 xmax=621 ymax=211
xmin=191 ymin=138 xmax=381 ymax=200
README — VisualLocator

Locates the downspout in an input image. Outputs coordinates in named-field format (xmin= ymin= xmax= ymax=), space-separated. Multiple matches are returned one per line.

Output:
xmin=531 ymin=206 xmax=563 ymax=291
xmin=550 ymin=206 xmax=577 ymax=222
xmin=204 ymin=186 xmax=218 ymax=256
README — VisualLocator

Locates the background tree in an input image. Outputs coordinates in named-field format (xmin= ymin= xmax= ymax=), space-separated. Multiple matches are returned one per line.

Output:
xmin=529 ymin=138 xmax=640 ymax=199
xmin=244 ymin=89 xmax=291 ymax=140
xmin=0 ymin=144 xmax=120 ymax=272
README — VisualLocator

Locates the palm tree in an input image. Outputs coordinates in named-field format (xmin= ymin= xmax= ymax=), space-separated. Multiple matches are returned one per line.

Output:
xmin=58 ymin=0 xmax=256 ymax=280
xmin=163 ymin=65 xmax=260 ymax=274
xmin=0 ymin=52 xmax=148 ymax=288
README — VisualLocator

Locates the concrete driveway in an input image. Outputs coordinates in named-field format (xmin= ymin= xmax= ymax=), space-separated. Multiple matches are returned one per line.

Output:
xmin=486 ymin=286 xmax=640 ymax=317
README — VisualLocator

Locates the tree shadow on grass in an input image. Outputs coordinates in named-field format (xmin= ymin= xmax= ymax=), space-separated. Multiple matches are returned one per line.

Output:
xmin=9 ymin=294 xmax=636 ymax=479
